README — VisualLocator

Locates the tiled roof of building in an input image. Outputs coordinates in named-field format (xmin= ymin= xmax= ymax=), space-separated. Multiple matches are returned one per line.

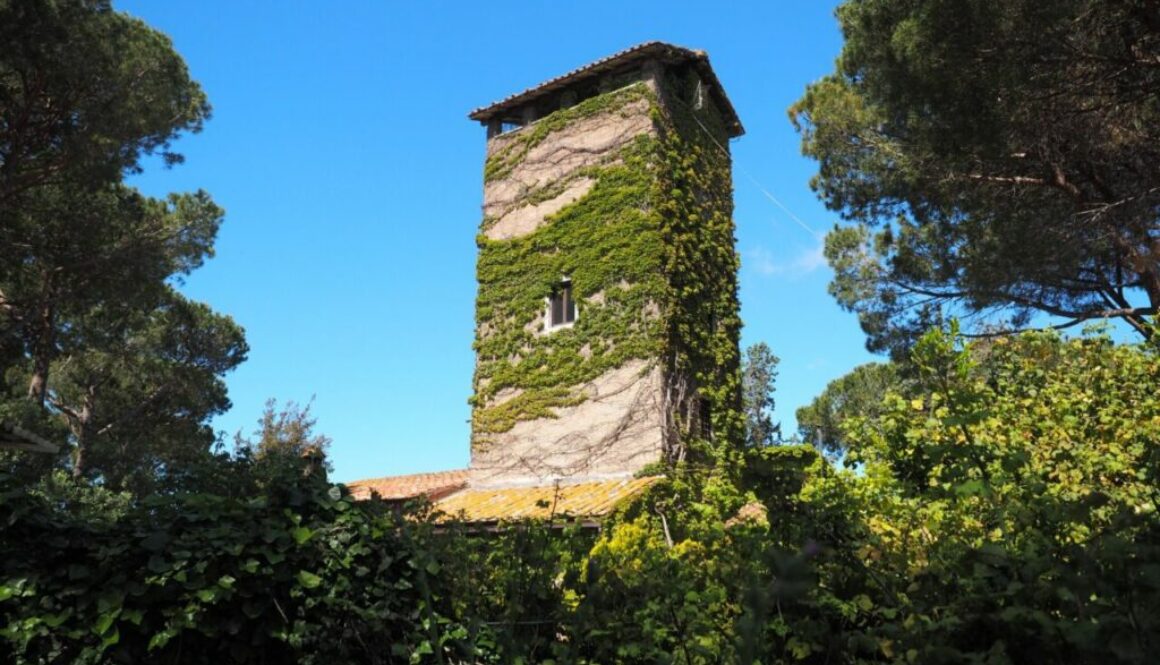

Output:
xmin=435 ymin=476 xmax=660 ymax=524
xmin=468 ymin=41 xmax=743 ymax=138
xmin=346 ymin=469 xmax=470 ymax=501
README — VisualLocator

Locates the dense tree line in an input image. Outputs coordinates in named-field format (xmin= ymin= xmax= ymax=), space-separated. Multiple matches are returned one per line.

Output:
xmin=4 ymin=327 xmax=1158 ymax=663
xmin=0 ymin=0 xmax=246 ymax=492
xmin=792 ymin=0 xmax=1160 ymax=356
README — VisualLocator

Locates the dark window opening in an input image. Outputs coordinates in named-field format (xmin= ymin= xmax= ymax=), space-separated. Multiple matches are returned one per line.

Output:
xmin=499 ymin=118 xmax=524 ymax=134
xmin=549 ymin=281 xmax=577 ymax=328
xmin=567 ymin=80 xmax=601 ymax=108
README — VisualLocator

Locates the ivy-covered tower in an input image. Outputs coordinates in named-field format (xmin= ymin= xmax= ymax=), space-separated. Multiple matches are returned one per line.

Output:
xmin=468 ymin=42 xmax=744 ymax=488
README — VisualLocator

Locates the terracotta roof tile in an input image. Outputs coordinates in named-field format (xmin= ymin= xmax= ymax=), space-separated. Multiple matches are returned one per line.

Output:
xmin=346 ymin=469 xmax=470 ymax=501
xmin=468 ymin=41 xmax=743 ymax=138
xmin=435 ymin=476 xmax=660 ymax=523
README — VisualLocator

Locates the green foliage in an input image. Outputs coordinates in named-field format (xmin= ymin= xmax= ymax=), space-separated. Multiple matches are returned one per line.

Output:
xmin=473 ymin=131 xmax=666 ymax=438
xmin=26 ymin=469 xmax=132 ymax=525
xmin=0 ymin=456 xmax=472 ymax=664
xmin=798 ymin=327 xmax=1160 ymax=663
xmin=654 ymin=67 xmax=745 ymax=462
xmin=435 ymin=520 xmax=596 ymax=664
xmin=0 ymin=1 xmax=247 ymax=491
xmin=473 ymin=72 xmax=743 ymax=466
xmin=743 ymin=444 xmax=819 ymax=517
xmin=53 ymin=287 xmax=247 ymax=493
xmin=4 ymin=329 xmax=1158 ymax=663
xmin=0 ymin=0 xmax=210 ymax=204
xmin=796 ymin=361 xmax=900 ymax=456
xmin=236 ymin=397 xmax=333 ymax=467
xmin=792 ymin=0 xmax=1160 ymax=355
xmin=462 ymin=328 xmax=1160 ymax=664
xmin=5 ymin=8 xmax=1156 ymax=660
xmin=575 ymin=515 xmax=738 ymax=662
xmin=742 ymin=342 xmax=781 ymax=446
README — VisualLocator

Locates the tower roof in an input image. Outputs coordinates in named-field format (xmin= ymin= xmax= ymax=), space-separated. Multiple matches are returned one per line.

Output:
xmin=468 ymin=41 xmax=744 ymax=138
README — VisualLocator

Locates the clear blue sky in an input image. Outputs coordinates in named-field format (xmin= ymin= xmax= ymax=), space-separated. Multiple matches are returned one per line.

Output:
xmin=118 ymin=1 xmax=877 ymax=483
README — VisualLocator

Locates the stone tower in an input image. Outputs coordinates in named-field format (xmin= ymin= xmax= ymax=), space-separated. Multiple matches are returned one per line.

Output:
xmin=467 ymin=42 xmax=744 ymax=488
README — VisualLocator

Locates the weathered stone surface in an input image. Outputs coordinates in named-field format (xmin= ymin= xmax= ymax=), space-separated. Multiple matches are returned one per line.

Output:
xmin=489 ymin=386 xmax=524 ymax=408
xmin=485 ymin=177 xmax=596 ymax=240
xmin=471 ymin=360 xmax=664 ymax=488
xmin=470 ymin=85 xmax=667 ymax=487
xmin=350 ymin=47 xmax=744 ymax=515
xmin=482 ymin=96 xmax=655 ymax=228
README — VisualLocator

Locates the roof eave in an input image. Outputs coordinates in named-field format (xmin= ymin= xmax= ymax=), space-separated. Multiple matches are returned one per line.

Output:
xmin=468 ymin=42 xmax=744 ymax=139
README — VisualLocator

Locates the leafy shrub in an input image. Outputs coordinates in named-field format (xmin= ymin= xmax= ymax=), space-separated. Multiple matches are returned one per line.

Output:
xmin=0 ymin=457 xmax=469 ymax=664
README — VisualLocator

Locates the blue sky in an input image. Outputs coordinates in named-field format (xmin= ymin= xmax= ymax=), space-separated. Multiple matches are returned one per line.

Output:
xmin=118 ymin=1 xmax=877 ymax=483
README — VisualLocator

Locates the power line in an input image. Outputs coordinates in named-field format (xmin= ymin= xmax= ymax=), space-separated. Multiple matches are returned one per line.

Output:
xmin=678 ymin=98 xmax=824 ymax=241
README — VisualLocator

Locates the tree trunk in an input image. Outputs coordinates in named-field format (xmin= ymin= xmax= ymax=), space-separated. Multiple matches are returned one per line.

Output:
xmin=70 ymin=388 xmax=95 ymax=481
xmin=26 ymin=305 xmax=55 ymax=406
xmin=1143 ymin=245 xmax=1160 ymax=320
xmin=26 ymin=276 xmax=57 ymax=407
xmin=1128 ymin=240 xmax=1160 ymax=338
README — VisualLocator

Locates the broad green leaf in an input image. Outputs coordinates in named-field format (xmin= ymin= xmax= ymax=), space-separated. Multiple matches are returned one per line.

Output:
xmin=297 ymin=570 xmax=322 ymax=589
xmin=291 ymin=526 xmax=314 ymax=545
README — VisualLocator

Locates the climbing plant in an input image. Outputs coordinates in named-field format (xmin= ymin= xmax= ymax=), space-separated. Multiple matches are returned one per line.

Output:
xmin=472 ymin=71 xmax=744 ymax=471
xmin=0 ymin=456 xmax=473 ymax=664
xmin=652 ymin=66 xmax=744 ymax=464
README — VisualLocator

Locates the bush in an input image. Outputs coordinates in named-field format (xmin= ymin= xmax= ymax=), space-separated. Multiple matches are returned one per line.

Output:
xmin=0 ymin=456 xmax=469 ymax=664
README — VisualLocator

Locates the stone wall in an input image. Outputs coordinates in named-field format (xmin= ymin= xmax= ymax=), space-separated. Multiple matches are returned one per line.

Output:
xmin=482 ymin=95 xmax=654 ymax=241
xmin=470 ymin=360 xmax=663 ymax=487
xmin=470 ymin=77 xmax=665 ymax=487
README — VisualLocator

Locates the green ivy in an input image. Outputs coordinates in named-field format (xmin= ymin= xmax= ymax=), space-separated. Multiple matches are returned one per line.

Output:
xmin=472 ymin=71 xmax=744 ymax=471
xmin=473 ymin=136 xmax=666 ymax=441
xmin=652 ymin=67 xmax=745 ymax=466
xmin=482 ymin=84 xmax=652 ymax=184
xmin=0 ymin=458 xmax=473 ymax=664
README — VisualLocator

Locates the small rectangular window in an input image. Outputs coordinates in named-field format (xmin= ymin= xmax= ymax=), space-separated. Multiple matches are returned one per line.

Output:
xmin=548 ymin=281 xmax=576 ymax=328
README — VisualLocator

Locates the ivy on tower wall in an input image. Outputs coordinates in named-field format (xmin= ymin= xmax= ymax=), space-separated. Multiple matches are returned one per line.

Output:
xmin=654 ymin=67 xmax=744 ymax=469
xmin=471 ymin=69 xmax=742 ymax=469
xmin=472 ymin=84 xmax=667 ymax=443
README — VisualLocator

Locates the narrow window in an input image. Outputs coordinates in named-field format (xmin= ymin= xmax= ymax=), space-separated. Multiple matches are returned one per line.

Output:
xmin=547 ymin=280 xmax=577 ymax=329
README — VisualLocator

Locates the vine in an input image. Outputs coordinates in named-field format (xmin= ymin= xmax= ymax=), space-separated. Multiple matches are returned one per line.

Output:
xmin=473 ymin=134 xmax=666 ymax=441
xmin=483 ymin=84 xmax=652 ymax=184
xmin=472 ymin=70 xmax=743 ymax=471
xmin=652 ymin=66 xmax=745 ymax=469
